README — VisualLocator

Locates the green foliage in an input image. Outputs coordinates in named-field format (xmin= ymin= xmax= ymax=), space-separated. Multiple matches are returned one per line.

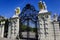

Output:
xmin=21 ymin=24 xmax=36 ymax=32
xmin=21 ymin=24 xmax=27 ymax=31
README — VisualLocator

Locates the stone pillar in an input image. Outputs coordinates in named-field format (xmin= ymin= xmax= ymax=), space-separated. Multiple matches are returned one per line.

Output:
xmin=38 ymin=12 xmax=53 ymax=40
xmin=53 ymin=22 xmax=60 ymax=40
xmin=1 ymin=21 xmax=5 ymax=38
xmin=8 ymin=7 xmax=20 ymax=40
xmin=8 ymin=17 xmax=20 ymax=39
xmin=38 ymin=16 xmax=45 ymax=40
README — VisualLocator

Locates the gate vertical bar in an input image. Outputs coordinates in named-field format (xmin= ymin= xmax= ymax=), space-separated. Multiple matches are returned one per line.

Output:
xmin=35 ymin=21 xmax=38 ymax=40
xmin=19 ymin=18 xmax=22 ymax=39
xmin=27 ymin=18 xmax=29 ymax=40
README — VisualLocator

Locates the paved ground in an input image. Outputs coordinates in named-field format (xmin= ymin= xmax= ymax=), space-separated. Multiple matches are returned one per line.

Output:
xmin=20 ymin=32 xmax=37 ymax=40
xmin=0 ymin=37 xmax=12 ymax=40
xmin=0 ymin=32 xmax=37 ymax=40
xmin=22 ymin=32 xmax=36 ymax=38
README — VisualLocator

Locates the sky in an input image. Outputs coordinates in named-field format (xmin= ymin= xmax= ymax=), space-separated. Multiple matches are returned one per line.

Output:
xmin=0 ymin=0 xmax=60 ymax=18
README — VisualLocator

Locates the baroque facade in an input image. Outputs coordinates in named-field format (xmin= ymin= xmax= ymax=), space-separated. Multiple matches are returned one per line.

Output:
xmin=0 ymin=0 xmax=60 ymax=40
xmin=0 ymin=7 xmax=20 ymax=40
xmin=38 ymin=1 xmax=60 ymax=40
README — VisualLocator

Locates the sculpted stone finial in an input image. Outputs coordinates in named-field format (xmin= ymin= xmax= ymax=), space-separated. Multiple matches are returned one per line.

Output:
xmin=38 ymin=1 xmax=48 ymax=13
xmin=38 ymin=1 xmax=47 ymax=11
xmin=15 ymin=7 xmax=20 ymax=15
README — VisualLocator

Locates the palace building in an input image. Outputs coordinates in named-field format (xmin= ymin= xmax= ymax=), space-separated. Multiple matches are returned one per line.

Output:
xmin=0 ymin=0 xmax=60 ymax=40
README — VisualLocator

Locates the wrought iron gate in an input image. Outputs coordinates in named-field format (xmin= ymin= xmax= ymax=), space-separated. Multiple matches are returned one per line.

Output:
xmin=19 ymin=4 xmax=39 ymax=40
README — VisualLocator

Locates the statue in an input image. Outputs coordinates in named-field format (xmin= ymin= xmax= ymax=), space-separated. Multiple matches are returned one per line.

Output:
xmin=15 ymin=7 xmax=20 ymax=15
xmin=38 ymin=1 xmax=47 ymax=11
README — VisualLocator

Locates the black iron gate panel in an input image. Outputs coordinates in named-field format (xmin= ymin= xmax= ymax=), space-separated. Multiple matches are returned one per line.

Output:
xmin=19 ymin=4 xmax=39 ymax=40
